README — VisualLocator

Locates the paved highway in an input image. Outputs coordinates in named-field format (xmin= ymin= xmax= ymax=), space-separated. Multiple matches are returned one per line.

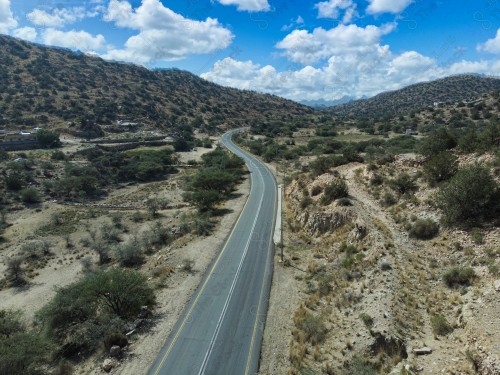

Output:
xmin=148 ymin=130 xmax=277 ymax=375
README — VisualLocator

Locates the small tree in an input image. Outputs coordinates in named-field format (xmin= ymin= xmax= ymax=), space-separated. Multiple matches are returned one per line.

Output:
xmin=320 ymin=179 xmax=349 ymax=205
xmin=389 ymin=173 xmax=417 ymax=195
xmin=423 ymin=151 xmax=458 ymax=185
xmin=6 ymin=257 xmax=25 ymax=287
xmin=418 ymin=127 xmax=456 ymax=158
xmin=20 ymin=188 xmax=41 ymax=204
xmin=437 ymin=165 xmax=498 ymax=226
xmin=184 ymin=190 xmax=224 ymax=211
xmin=36 ymin=129 xmax=61 ymax=149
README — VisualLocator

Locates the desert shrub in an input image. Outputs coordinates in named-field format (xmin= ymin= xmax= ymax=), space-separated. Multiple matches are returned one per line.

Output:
xmin=296 ymin=312 xmax=327 ymax=345
xmin=300 ymin=195 xmax=313 ymax=209
xmin=310 ymin=185 xmax=322 ymax=196
xmin=20 ymin=188 xmax=41 ymax=204
xmin=443 ymin=266 xmax=476 ymax=287
xmin=193 ymin=214 xmax=215 ymax=236
xmin=320 ymin=179 xmax=348 ymax=205
xmin=0 ymin=310 xmax=52 ymax=375
xmin=409 ymin=219 xmax=439 ymax=240
xmin=4 ymin=172 xmax=24 ymax=191
xmin=423 ymin=151 xmax=458 ymax=185
xmin=437 ymin=165 xmax=499 ymax=226
xmin=37 ymin=269 xmax=155 ymax=356
xmin=100 ymin=224 xmax=121 ymax=243
xmin=380 ymin=191 xmax=397 ymax=207
xmin=51 ymin=150 xmax=66 ymax=161
xmin=183 ymin=190 xmax=225 ymax=211
xmin=337 ymin=197 xmax=352 ymax=206
xmin=181 ymin=259 xmax=195 ymax=273
xmin=343 ymin=356 xmax=377 ymax=375
xmin=116 ymin=239 xmax=144 ymax=267
xmin=37 ymin=129 xmax=61 ymax=148
xmin=418 ymin=127 xmax=456 ymax=158
xmin=6 ymin=257 xmax=25 ymax=287
xmin=470 ymin=227 xmax=484 ymax=244
xmin=431 ymin=315 xmax=453 ymax=336
xmin=145 ymin=197 xmax=168 ymax=217
xmin=359 ymin=313 xmax=374 ymax=327
xmin=370 ymin=173 xmax=384 ymax=186
xmin=389 ymin=173 xmax=417 ymax=194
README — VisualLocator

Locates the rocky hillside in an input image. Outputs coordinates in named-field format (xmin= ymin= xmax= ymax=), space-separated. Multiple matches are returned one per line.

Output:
xmin=329 ymin=75 xmax=500 ymax=118
xmin=0 ymin=35 xmax=312 ymax=133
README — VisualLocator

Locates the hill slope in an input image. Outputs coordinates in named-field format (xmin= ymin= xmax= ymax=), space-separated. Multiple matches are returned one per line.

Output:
xmin=0 ymin=35 xmax=312 ymax=133
xmin=329 ymin=74 xmax=500 ymax=118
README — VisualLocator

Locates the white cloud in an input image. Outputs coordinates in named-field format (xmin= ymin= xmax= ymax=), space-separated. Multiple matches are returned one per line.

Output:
xmin=281 ymin=15 xmax=305 ymax=31
xmin=202 ymin=29 xmax=500 ymax=102
xmin=477 ymin=28 xmax=500 ymax=54
xmin=0 ymin=0 xmax=17 ymax=33
xmin=367 ymin=0 xmax=413 ymax=14
xmin=276 ymin=23 xmax=396 ymax=65
xmin=12 ymin=27 xmax=37 ymax=42
xmin=42 ymin=28 xmax=107 ymax=52
xmin=27 ymin=6 xmax=101 ymax=28
xmin=103 ymin=0 xmax=233 ymax=63
xmin=216 ymin=0 xmax=270 ymax=12
xmin=315 ymin=0 xmax=357 ymax=24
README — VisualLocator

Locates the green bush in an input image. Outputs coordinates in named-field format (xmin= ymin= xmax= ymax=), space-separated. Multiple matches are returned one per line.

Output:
xmin=437 ymin=165 xmax=498 ymax=226
xmin=37 ymin=269 xmax=155 ymax=356
xmin=443 ymin=266 xmax=476 ymax=287
xmin=409 ymin=219 xmax=439 ymax=240
xmin=343 ymin=356 xmax=377 ymax=375
xmin=20 ymin=188 xmax=41 ymax=204
xmin=359 ymin=313 xmax=374 ymax=327
xmin=431 ymin=315 xmax=453 ymax=336
xmin=116 ymin=239 xmax=144 ymax=267
xmin=423 ymin=151 xmax=458 ymax=185
xmin=389 ymin=173 xmax=417 ymax=194
xmin=36 ymin=129 xmax=61 ymax=148
xmin=0 ymin=310 xmax=52 ymax=375
xmin=296 ymin=312 xmax=327 ymax=345
xmin=320 ymin=179 xmax=348 ymax=205
xmin=418 ymin=127 xmax=456 ymax=158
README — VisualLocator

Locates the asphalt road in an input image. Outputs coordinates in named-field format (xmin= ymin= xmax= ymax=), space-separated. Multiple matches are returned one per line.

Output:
xmin=148 ymin=130 xmax=277 ymax=375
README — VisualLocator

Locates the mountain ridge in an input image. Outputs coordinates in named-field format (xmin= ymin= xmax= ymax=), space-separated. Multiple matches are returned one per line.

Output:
xmin=328 ymin=74 xmax=500 ymax=118
xmin=0 ymin=35 xmax=312 ymax=134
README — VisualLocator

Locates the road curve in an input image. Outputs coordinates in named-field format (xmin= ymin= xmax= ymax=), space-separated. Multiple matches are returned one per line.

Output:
xmin=148 ymin=130 xmax=277 ymax=375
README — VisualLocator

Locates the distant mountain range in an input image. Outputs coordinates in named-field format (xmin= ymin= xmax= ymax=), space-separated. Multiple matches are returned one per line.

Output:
xmin=301 ymin=96 xmax=359 ymax=108
xmin=0 ymin=35 xmax=312 ymax=133
xmin=328 ymin=74 xmax=500 ymax=118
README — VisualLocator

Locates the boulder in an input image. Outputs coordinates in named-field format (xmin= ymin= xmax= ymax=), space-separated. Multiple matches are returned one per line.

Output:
xmin=413 ymin=347 xmax=432 ymax=355
xmin=110 ymin=345 xmax=121 ymax=359
xmin=102 ymin=358 xmax=116 ymax=372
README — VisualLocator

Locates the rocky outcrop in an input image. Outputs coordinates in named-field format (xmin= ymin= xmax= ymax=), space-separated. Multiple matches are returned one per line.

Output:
xmin=285 ymin=174 xmax=356 ymax=235
xmin=297 ymin=207 xmax=353 ymax=235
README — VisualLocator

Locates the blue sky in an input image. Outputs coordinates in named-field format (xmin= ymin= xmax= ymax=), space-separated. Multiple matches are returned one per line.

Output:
xmin=1 ymin=0 xmax=500 ymax=101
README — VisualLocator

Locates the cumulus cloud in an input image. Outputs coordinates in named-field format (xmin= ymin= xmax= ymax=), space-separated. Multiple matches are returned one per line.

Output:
xmin=12 ymin=27 xmax=37 ymax=42
xmin=315 ymin=0 xmax=357 ymax=24
xmin=281 ymin=16 xmax=305 ymax=32
xmin=276 ymin=23 xmax=396 ymax=65
xmin=202 ymin=52 xmax=500 ymax=102
xmin=103 ymin=0 xmax=233 ymax=63
xmin=367 ymin=0 xmax=413 ymax=14
xmin=42 ymin=28 xmax=107 ymax=52
xmin=216 ymin=0 xmax=270 ymax=12
xmin=0 ymin=0 xmax=17 ymax=33
xmin=27 ymin=7 xmax=100 ymax=28
xmin=477 ymin=28 xmax=500 ymax=54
